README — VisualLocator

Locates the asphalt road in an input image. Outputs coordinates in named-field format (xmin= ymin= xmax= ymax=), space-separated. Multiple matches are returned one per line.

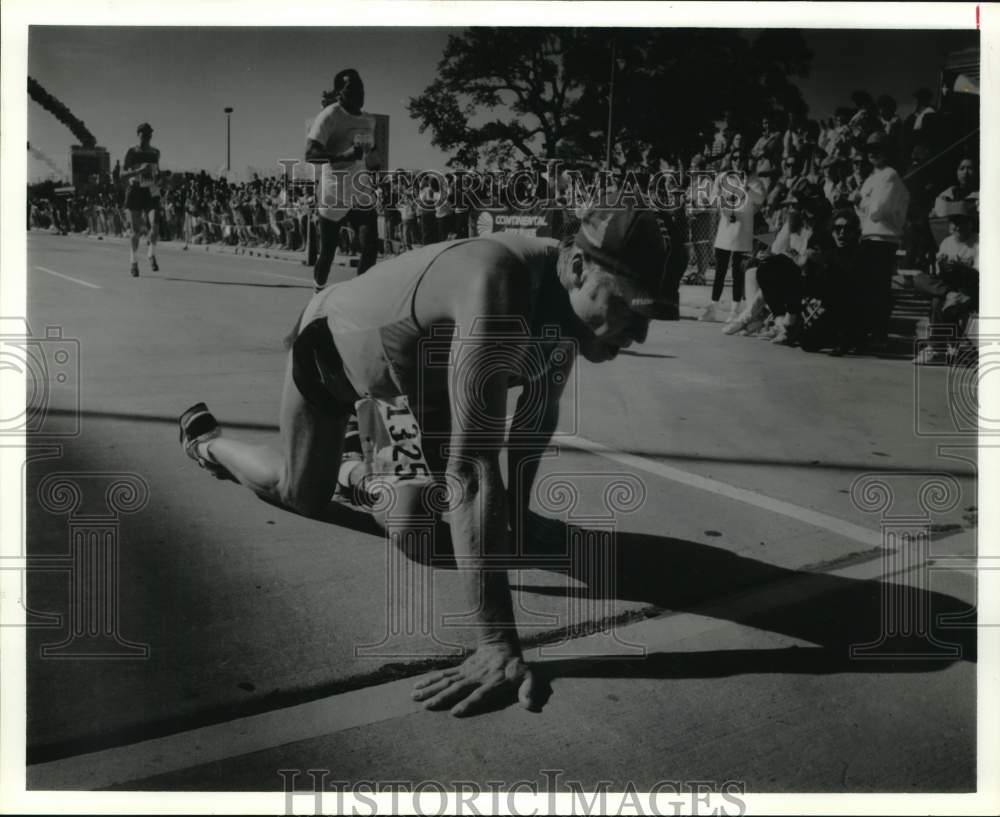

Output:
xmin=20 ymin=231 xmax=980 ymax=793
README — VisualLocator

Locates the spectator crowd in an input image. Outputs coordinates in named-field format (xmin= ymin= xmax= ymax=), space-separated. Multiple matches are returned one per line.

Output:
xmin=28 ymin=86 xmax=978 ymax=363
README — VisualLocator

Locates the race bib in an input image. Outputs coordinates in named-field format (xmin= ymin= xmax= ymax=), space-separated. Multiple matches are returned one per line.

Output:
xmin=357 ymin=395 xmax=432 ymax=483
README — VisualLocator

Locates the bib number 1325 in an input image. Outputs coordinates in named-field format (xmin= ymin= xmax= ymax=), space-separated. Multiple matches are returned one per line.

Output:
xmin=375 ymin=396 xmax=432 ymax=482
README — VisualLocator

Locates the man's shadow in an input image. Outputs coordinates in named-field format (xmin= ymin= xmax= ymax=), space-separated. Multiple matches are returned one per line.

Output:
xmin=338 ymin=507 xmax=976 ymax=683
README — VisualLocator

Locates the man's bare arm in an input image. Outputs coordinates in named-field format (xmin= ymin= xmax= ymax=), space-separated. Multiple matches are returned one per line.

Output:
xmin=411 ymin=261 xmax=544 ymax=716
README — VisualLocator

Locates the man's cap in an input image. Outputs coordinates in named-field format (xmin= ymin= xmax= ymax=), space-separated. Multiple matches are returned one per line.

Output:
xmin=865 ymin=131 xmax=888 ymax=149
xmin=137 ymin=122 xmax=153 ymax=134
xmin=574 ymin=208 xmax=681 ymax=319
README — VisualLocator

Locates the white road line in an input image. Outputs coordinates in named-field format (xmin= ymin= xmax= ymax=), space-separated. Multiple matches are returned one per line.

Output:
xmin=560 ymin=434 xmax=884 ymax=548
xmin=34 ymin=266 xmax=101 ymax=290
xmin=28 ymin=677 xmax=425 ymax=790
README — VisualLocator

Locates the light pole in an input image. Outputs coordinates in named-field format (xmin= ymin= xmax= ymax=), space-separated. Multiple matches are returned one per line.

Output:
xmin=224 ymin=107 xmax=233 ymax=172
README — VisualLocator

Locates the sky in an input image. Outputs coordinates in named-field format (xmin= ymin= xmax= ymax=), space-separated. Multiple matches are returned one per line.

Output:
xmin=26 ymin=26 xmax=978 ymax=182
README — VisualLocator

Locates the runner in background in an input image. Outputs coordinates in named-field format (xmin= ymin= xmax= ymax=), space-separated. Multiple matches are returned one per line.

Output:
xmin=121 ymin=122 xmax=161 ymax=277
xmin=307 ymin=69 xmax=382 ymax=290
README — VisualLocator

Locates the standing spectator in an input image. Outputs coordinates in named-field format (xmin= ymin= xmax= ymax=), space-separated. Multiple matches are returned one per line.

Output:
xmin=418 ymin=175 xmax=438 ymax=245
xmin=685 ymin=153 xmax=714 ymax=282
xmin=750 ymin=116 xmax=783 ymax=170
xmin=307 ymin=68 xmax=381 ymax=289
xmin=877 ymin=95 xmax=903 ymax=166
xmin=701 ymin=148 xmax=766 ymax=322
xmin=855 ymin=131 xmax=910 ymax=350
xmin=397 ymin=188 xmax=417 ymax=251
xmin=906 ymin=88 xmax=938 ymax=151
xmin=435 ymin=174 xmax=455 ymax=240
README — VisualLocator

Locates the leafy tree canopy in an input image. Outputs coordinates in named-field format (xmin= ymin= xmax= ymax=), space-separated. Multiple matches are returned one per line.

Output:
xmin=408 ymin=28 xmax=812 ymax=169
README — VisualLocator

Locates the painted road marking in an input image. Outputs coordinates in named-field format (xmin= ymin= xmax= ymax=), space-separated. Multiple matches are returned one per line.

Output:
xmin=34 ymin=266 xmax=101 ymax=290
xmin=561 ymin=434 xmax=884 ymax=549
xmin=28 ymin=546 xmax=932 ymax=791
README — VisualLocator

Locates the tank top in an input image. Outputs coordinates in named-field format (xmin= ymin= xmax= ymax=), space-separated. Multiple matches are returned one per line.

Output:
xmin=124 ymin=145 xmax=161 ymax=196
xmin=298 ymin=232 xmax=560 ymax=405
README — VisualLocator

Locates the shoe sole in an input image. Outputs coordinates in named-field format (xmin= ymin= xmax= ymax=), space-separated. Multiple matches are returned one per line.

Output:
xmin=179 ymin=403 xmax=237 ymax=482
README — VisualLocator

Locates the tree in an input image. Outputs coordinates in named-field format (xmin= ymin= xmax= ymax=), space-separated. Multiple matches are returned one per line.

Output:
xmin=408 ymin=28 xmax=812 ymax=169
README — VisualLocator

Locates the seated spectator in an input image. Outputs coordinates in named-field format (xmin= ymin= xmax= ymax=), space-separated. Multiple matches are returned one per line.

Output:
xmin=845 ymin=147 xmax=872 ymax=206
xmin=765 ymin=151 xmax=810 ymax=230
xmin=737 ymin=189 xmax=821 ymax=344
xmin=848 ymin=91 xmax=881 ymax=141
xmin=798 ymin=208 xmax=863 ymax=354
xmin=912 ymin=202 xmax=979 ymax=365
xmin=821 ymin=155 xmax=851 ymax=209
xmin=823 ymin=108 xmax=854 ymax=158
xmin=902 ymin=139 xmax=939 ymax=272
xmin=933 ymin=156 xmax=978 ymax=217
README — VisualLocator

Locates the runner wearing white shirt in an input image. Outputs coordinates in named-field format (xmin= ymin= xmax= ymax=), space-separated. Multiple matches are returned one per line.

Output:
xmin=307 ymin=69 xmax=382 ymax=289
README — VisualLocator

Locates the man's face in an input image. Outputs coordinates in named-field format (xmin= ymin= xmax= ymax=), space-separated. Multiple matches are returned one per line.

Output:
xmin=338 ymin=73 xmax=364 ymax=113
xmin=761 ymin=118 xmax=770 ymax=134
xmin=568 ymin=258 xmax=653 ymax=362
xmin=868 ymin=149 xmax=886 ymax=169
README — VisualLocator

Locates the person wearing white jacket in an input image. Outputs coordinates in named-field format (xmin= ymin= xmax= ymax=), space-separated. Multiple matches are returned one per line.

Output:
xmin=701 ymin=150 xmax=767 ymax=322
xmin=855 ymin=130 xmax=910 ymax=348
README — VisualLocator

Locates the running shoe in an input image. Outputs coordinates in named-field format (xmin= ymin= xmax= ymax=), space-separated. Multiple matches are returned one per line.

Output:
xmin=179 ymin=402 xmax=237 ymax=482
xmin=130 ymin=262 xmax=139 ymax=278
xmin=150 ymin=257 xmax=159 ymax=272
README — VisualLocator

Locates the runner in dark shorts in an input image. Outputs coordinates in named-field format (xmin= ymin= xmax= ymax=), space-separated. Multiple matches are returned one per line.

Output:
xmin=180 ymin=210 xmax=685 ymax=716
xmin=122 ymin=122 xmax=161 ymax=277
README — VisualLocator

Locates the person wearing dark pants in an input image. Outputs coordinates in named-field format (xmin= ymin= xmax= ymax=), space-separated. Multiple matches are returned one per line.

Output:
xmin=305 ymin=69 xmax=382 ymax=290
xmin=712 ymin=249 xmax=747 ymax=303
xmin=700 ymin=150 xmax=765 ymax=322
xmin=755 ymin=252 xmax=802 ymax=328
xmin=855 ymin=131 xmax=910 ymax=350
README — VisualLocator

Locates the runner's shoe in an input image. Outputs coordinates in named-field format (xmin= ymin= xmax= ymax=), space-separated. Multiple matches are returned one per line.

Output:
xmin=130 ymin=262 xmax=140 ymax=277
xmin=150 ymin=257 xmax=160 ymax=272
xmin=179 ymin=402 xmax=237 ymax=482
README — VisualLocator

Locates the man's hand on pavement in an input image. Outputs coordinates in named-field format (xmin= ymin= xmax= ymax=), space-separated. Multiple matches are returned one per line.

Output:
xmin=412 ymin=643 xmax=546 ymax=717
